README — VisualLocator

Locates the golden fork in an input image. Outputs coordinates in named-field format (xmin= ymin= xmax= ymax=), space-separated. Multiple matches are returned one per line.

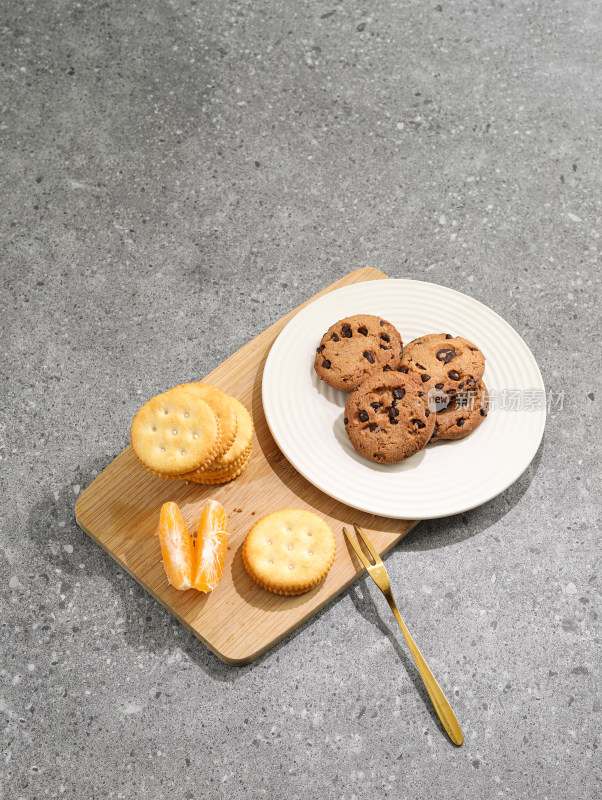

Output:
xmin=343 ymin=524 xmax=463 ymax=746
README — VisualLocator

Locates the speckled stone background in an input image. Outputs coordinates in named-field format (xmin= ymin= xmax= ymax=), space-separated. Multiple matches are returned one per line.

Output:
xmin=2 ymin=0 xmax=600 ymax=798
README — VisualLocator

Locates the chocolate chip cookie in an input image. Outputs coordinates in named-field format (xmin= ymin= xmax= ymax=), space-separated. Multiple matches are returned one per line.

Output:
xmin=314 ymin=315 xmax=403 ymax=392
xmin=398 ymin=333 xmax=485 ymax=397
xmin=344 ymin=372 xmax=435 ymax=463
xmin=430 ymin=379 xmax=489 ymax=442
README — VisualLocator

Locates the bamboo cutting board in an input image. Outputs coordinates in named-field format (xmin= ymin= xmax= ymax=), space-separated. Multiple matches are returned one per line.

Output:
xmin=75 ymin=268 xmax=418 ymax=664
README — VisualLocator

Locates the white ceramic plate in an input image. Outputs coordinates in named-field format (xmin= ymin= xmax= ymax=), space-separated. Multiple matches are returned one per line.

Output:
xmin=262 ymin=279 xmax=545 ymax=520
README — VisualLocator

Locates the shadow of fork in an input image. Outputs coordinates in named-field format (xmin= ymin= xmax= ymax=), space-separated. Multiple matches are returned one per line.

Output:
xmin=347 ymin=577 xmax=459 ymax=744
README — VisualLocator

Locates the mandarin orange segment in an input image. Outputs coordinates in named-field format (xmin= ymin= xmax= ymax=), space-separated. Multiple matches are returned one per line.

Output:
xmin=158 ymin=501 xmax=193 ymax=590
xmin=192 ymin=500 xmax=228 ymax=592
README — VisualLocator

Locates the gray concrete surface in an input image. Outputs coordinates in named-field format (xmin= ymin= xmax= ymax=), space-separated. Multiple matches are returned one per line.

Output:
xmin=1 ymin=0 xmax=600 ymax=798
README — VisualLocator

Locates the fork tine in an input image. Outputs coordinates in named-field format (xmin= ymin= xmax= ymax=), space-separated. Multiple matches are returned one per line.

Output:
xmin=353 ymin=524 xmax=381 ymax=564
xmin=343 ymin=527 xmax=372 ymax=571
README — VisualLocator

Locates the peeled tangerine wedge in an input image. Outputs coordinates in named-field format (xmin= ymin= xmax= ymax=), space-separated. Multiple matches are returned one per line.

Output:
xmin=158 ymin=500 xmax=228 ymax=593
xmin=193 ymin=500 xmax=228 ymax=592
xmin=158 ymin=502 xmax=193 ymax=590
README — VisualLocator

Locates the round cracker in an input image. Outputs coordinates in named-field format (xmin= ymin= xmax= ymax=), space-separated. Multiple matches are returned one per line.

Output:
xmin=242 ymin=509 xmax=335 ymax=596
xmin=189 ymin=442 xmax=251 ymax=479
xmin=147 ymin=434 xmax=250 ymax=484
xmin=175 ymin=383 xmax=238 ymax=459
xmin=130 ymin=386 xmax=221 ymax=475
xmin=209 ymin=397 xmax=253 ymax=468
xmin=185 ymin=398 xmax=252 ymax=479
xmin=189 ymin=445 xmax=252 ymax=485
xmin=148 ymin=397 xmax=251 ymax=482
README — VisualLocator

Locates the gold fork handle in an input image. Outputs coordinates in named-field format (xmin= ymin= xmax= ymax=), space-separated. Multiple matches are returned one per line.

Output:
xmin=386 ymin=595 xmax=463 ymax=746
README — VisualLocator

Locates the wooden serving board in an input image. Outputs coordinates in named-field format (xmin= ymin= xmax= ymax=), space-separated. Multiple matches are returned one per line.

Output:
xmin=75 ymin=268 xmax=418 ymax=664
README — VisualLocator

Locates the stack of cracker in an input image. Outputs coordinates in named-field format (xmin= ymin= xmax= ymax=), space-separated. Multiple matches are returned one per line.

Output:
xmin=130 ymin=383 xmax=253 ymax=484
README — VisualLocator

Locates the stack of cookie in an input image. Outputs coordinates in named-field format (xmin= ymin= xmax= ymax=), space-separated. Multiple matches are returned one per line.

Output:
xmin=314 ymin=315 xmax=488 ymax=464
xmin=130 ymin=383 xmax=253 ymax=483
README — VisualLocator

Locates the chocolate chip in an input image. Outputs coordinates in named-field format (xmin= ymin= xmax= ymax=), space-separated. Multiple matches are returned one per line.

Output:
xmin=425 ymin=409 xmax=430 ymax=417
xmin=421 ymin=374 xmax=430 ymax=382
xmin=445 ymin=333 xmax=453 ymax=339
xmin=379 ymin=320 xmax=385 ymax=326
xmin=380 ymin=333 xmax=391 ymax=342
xmin=380 ymin=344 xmax=392 ymax=350
xmin=390 ymin=418 xmax=399 ymax=425
xmin=342 ymin=324 xmax=352 ymax=338
xmin=457 ymin=418 xmax=466 ymax=427
xmin=388 ymin=406 xmax=399 ymax=418
xmin=316 ymin=345 xmax=325 ymax=353
xmin=412 ymin=419 xmax=426 ymax=429
xmin=358 ymin=326 xmax=368 ymax=336
xmin=431 ymin=426 xmax=438 ymax=439
xmin=466 ymin=378 xmax=475 ymax=389
xmin=398 ymin=366 xmax=409 ymax=374
xmin=459 ymin=382 xmax=465 ymax=389
xmin=369 ymin=423 xmax=378 ymax=432
xmin=436 ymin=348 xmax=456 ymax=363
xmin=480 ymin=408 xmax=486 ymax=416
xmin=469 ymin=346 xmax=479 ymax=351
xmin=321 ymin=359 xmax=331 ymax=369
xmin=344 ymin=417 xmax=349 ymax=424
xmin=418 ymin=391 xmax=425 ymax=396
xmin=435 ymin=382 xmax=444 ymax=390
xmin=383 ymin=365 xmax=391 ymax=371
xmin=363 ymin=351 xmax=375 ymax=364
xmin=448 ymin=370 xmax=461 ymax=381
xmin=370 ymin=402 xmax=382 ymax=410
xmin=393 ymin=388 xmax=405 ymax=399
xmin=416 ymin=363 xmax=427 ymax=370
xmin=359 ymin=410 xmax=369 ymax=422
xmin=331 ymin=332 xmax=340 ymax=342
